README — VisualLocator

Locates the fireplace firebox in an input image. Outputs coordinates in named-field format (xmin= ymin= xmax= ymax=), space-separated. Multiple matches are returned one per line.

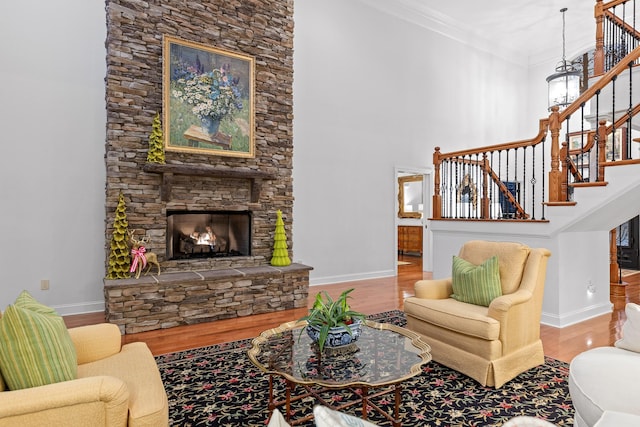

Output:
xmin=167 ymin=210 xmax=251 ymax=260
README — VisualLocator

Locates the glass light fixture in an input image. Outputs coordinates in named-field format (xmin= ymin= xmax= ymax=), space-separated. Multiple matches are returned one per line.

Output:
xmin=546 ymin=7 xmax=581 ymax=110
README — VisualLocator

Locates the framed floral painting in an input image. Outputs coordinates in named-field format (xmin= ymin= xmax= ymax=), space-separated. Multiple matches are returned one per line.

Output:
xmin=163 ymin=35 xmax=255 ymax=157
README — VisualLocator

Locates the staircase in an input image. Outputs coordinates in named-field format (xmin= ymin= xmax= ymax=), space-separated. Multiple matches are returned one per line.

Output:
xmin=429 ymin=0 xmax=640 ymax=328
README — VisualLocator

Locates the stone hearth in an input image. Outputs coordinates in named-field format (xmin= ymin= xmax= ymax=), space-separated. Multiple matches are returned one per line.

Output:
xmin=105 ymin=264 xmax=311 ymax=334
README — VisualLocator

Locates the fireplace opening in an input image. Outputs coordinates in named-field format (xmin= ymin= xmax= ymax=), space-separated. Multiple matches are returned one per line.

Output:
xmin=167 ymin=210 xmax=252 ymax=260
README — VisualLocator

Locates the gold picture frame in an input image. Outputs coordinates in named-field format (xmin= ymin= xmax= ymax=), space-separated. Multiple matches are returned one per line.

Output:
xmin=163 ymin=35 xmax=255 ymax=157
xmin=568 ymin=132 xmax=589 ymax=151
xmin=605 ymin=127 xmax=626 ymax=161
xmin=568 ymin=128 xmax=625 ymax=161
xmin=456 ymin=174 xmax=477 ymax=209
xmin=398 ymin=175 xmax=423 ymax=218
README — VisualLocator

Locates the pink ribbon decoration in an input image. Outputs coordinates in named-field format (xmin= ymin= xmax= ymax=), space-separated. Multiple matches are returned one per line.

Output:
xmin=130 ymin=246 xmax=147 ymax=273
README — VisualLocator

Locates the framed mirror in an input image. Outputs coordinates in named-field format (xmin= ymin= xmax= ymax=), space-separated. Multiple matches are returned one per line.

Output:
xmin=398 ymin=175 xmax=423 ymax=218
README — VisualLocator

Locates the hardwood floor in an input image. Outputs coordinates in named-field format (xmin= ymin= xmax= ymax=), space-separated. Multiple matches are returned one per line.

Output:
xmin=63 ymin=255 xmax=640 ymax=364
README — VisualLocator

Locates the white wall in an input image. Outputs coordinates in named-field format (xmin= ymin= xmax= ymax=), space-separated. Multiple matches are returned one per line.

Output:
xmin=555 ymin=231 xmax=611 ymax=326
xmin=293 ymin=0 xmax=530 ymax=285
xmin=0 ymin=1 xmax=106 ymax=313
xmin=526 ymin=60 xmax=555 ymax=132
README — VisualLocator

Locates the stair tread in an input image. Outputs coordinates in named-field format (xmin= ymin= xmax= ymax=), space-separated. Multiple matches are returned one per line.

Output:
xmin=570 ymin=181 xmax=608 ymax=187
xmin=544 ymin=201 xmax=577 ymax=206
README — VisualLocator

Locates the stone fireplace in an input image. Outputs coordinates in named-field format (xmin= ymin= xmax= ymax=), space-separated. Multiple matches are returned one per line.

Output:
xmin=102 ymin=0 xmax=309 ymax=334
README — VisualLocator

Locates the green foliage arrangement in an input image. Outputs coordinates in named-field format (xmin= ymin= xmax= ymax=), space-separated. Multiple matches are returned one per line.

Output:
xmin=168 ymin=83 xmax=250 ymax=152
xmin=146 ymin=113 xmax=166 ymax=164
xmin=299 ymin=288 xmax=366 ymax=352
xmin=270 ymin=210 xmax=291 ymax=267
xmin=172 ymin=63 xmax=243 ymax=122
xmin=106 ymin=192 xmax=131 ymax=279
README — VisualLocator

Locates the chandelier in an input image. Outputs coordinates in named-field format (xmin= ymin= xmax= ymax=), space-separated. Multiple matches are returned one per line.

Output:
xmin=546 ymin=7 xmax=581 ymax=110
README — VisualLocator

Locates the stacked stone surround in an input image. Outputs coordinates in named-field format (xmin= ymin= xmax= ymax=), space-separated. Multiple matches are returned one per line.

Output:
xmin=105 ymin=264 xmax=311 ymax=334
xmin=104 ymin=0 xmax=308 ymax=333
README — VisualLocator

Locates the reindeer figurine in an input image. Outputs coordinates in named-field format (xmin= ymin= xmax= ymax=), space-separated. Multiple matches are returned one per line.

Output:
xmin=128 ymin=230 xmax=161 ymax=279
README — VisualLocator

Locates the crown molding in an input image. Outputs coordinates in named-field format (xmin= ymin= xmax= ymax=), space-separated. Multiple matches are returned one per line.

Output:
xmin=354 ymin=0 xmax=528 ymax=66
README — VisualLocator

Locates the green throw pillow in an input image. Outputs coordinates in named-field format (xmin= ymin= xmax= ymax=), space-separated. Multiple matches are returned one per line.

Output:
xmin=0 ymin=291 xmax=77 ymax=390
xmin=0 ymin=311 xmax=4 ymax=392
xmin=451 ymin=255 xmax=502 ymax=306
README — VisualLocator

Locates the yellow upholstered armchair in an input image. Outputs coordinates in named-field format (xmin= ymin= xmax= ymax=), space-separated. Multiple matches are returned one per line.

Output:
xmin=0 ymin=323 xmax=168 ymax=427
xmin=404 ymin=240 xmax=551 ymax=388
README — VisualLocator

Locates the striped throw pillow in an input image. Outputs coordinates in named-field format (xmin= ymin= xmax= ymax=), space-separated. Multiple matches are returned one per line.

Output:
xmin=0 ymin=291 xmax=77 ymax=390
xmin=451 ymin=255 xmax=502 ymax=307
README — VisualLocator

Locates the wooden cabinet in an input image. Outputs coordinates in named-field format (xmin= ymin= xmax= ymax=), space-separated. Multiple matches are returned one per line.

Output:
xmin=398 ymin=226 xmax=423 ymax=255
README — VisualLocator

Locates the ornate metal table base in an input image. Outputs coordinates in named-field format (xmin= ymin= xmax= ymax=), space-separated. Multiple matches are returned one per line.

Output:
xmin=268 ymin=376 xmax=405 ymax=426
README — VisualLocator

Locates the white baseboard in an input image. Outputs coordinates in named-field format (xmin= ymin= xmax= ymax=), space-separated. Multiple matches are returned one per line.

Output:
xmin=541 ymin=302 xmax=613 ymax=328
xmin=53 ymin=301 xmax=105 ymax=316
xmin=310 ymin=269 xmax=395 ymax=287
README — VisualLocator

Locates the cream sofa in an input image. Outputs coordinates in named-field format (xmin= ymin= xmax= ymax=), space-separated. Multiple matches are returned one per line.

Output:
xmin=0 ymin=323 xmax=168 ymax=427
xmin=269 ymin=407 xmax=559 ymax=426
xmin=569 ymin=303 xmax=640 ymax=426
xmin=404 ymin=240 xmax=551 ymax=388
xmin=570 ymin=347 xmax=640 ymax=426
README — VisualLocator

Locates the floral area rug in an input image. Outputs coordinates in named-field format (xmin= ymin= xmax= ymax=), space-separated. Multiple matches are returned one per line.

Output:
xmin=155 ymin=310 xmax=573 ymax=426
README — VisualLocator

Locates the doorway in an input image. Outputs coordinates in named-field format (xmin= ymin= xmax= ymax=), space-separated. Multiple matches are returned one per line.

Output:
xmin=617 ymin=215 xmax=640 ymax=270
xmin=395 ymin=167 xmax=432 ymax=274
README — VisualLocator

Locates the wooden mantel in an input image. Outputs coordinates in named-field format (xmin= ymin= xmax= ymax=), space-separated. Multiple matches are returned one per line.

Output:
xmin=142 ymin=163 xmax=276 ymax=202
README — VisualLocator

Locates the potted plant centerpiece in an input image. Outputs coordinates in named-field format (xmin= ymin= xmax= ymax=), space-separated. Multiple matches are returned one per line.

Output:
xmin=300 ymin=288 xmax=366 ymax=352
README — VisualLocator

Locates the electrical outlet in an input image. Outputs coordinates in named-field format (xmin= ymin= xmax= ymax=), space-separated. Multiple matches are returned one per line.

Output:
xmin=41 ymin=279 xmax=50 ymax=290
xmin=587 ymin=280 xmax=596 ymax=294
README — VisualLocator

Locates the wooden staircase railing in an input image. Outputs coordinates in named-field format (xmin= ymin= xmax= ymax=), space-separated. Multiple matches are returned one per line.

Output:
xmin=484 ymin=162 xmax=529 ymax=219
xmin=551 ymin=44 xmax=640 ymax=204
xmin=595 ymin=0 xmax=640 ymax=75
xmin=433 ymin=118 xmax=549 ymax=220
xmin=433 ymin=22 xmax=640 ymax=220
xmin=431 ymin=0 xmax=640 ymax=289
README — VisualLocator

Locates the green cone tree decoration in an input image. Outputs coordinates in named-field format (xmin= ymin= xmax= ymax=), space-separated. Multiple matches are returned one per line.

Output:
xmin=271 ymin=209 xmax=291 ymax=266
xmin=106 ymin=192 xmax=131 ymax=279
xmin=146 ymin=113 xmax=165 ymax=164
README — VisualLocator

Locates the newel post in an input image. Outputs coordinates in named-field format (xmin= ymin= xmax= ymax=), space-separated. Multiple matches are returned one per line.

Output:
xmin=481 ymin=154 xmax=490 ymax=219
xmin=610 ymin=228 xmax=621 ymax=284
xmin=433 ymin=147 xmax=442 ymax=219
xmin=560 ymin=140 xmax=569 ymax=201
xmin=548 ymin=106 xmax=562 ymax=203
xmin=594 ymin=0 xmax=605 ymax=76
xmin=597 ymin=119 xmax=607 ymax=181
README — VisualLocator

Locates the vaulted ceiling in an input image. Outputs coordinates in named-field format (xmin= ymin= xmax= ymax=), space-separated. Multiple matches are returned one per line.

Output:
xmin=360 ymin=0 xmax=596 ymax=66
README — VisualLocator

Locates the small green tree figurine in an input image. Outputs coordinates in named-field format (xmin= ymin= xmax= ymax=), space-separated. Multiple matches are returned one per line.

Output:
xmin=271 ymin=210 xmax=291 ymax=266
xmin=106 ymin=192 xmax=131 ymax=279
xmin=146 ymin=113 xmax=165 ymax=164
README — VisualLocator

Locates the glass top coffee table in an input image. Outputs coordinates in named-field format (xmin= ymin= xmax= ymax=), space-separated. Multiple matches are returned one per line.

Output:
xmin=248 ymin=319 xmax=431 ymax=426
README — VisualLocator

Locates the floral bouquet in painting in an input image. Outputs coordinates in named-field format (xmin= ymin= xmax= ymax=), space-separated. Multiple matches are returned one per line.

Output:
xmin=172 ymin=62 xmax=243 ymax=136
xmin=164 ymin=36 xmax=254 ymax=156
